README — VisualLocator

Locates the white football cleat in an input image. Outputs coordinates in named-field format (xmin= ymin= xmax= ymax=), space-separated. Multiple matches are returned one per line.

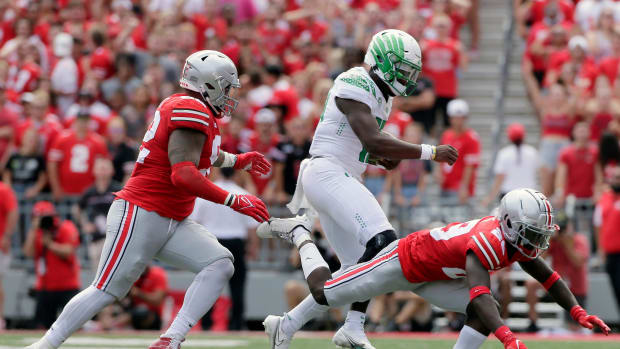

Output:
xmin=257 ymin=215 xmax=311 ymax=244
xmin=263 ymin=314 xmax=293 ymax=349
xmin=332 ymin=327 xmax=376 ymax=349
xmin=23 ymin=338 xmax=55 ymax=349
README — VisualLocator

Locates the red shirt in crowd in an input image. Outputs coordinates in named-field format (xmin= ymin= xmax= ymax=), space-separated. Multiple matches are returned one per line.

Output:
xmin=257 ymin=22 xmax=292 ymax=57
xmin=396 ymin=217 xmax=530 ymax=283
xmin=117 ymin=94 xmax=222 ymax=221
xmin=132 ymin=266 xmax=168 ymax=316
xmin=524 ymin=21 xmax=573 ymax=72
xmin=88 ymin=46 xmax=115 ymax=80
xmin=547 ymin=233 xmax=589 ymax=296
xmin=546 ymin=50 xmax=598 ymax=91
xmin=529 ymin=0 xmax=574 ymax=24
xmin=541 ymin=112 xmax=574 ymax=138
xmin=0 ymin=182 xmax=17 ymax=250
xmin=590 ymin=112 xmax=612 ymax=142
xmin=594 ymin=190 xmax=620 ymax=254
xmin=439 ymin=128 xmax=481 ymax=195
xmin=191 ymin=14 xmax=228 ymax=51
xmin=422 ymin=39 xmax=460 ymax=98
xmin=34 ymin=220 xmax=81 ymax=291
xmin=558 ymin=144 xmax=598 ymax=198
xmin=598 ymin=55 xmax=620 ymax=86
xmin=16 ymin=115 xmax=64 ymax=157
xmin=0 ymin=105 xmax=18 ymax=161
xmin=384 ymin=110 xmax=412 ymax=137
xmin=48 ymin=130 xmax=109 ymax=195
xmin=5 ymin=62 xmax=41 ymax=102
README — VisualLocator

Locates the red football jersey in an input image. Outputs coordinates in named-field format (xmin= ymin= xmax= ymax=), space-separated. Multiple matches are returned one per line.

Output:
xmin=397 ymin=216 xmax=528 ymax=283
xmin=48 ymin=130 xmax=110 ymax=195
xmin=116 ymin=94 xmax=221 ymax=221
xmin=439 ymin=128 xmax=480 ymax=194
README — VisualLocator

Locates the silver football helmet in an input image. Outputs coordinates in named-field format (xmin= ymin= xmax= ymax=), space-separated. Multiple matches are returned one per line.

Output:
xmin=497 ymin=188 xmax=558 ymax=259
xmin=179 ymin=50 xmax=241 ymax=118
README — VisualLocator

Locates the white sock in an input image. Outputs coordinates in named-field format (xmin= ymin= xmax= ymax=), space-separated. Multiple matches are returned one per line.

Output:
xmin=453 ymin=325 xmax=488 ymax=349
xmin=164 ymin=258 xmax=234 ymax=339
xmin=292 ymin=226 xmax=312 ymax=248
xmin=344 ymin=310 xmax=366 ymax=331
xmin=43 ymin=286 xmax=115 ymax=348
xmin=281 ymin=295 xmax=329 ymax=336
xmin=298 ymin=243 xmax=329 ymax=279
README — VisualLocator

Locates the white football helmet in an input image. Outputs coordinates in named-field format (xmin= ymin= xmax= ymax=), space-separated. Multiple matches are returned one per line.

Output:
xmin=364 ymin=29 xmax=422 ymax=97
xmin=497 ymin=188 xmax=558 ymax=259
xmin=179 ymin=50 xmax=241 ymax=118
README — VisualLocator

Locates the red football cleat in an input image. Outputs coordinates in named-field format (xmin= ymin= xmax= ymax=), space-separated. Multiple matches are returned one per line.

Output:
xmin=148 ymin=336 xmax=184 ymax=349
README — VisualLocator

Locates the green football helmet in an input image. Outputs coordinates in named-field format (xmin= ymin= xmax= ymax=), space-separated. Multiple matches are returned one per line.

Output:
xmin=364 ymin=29 xmax=422 ymax=97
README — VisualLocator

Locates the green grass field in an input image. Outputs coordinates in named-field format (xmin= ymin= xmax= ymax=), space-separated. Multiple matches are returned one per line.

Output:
xmin=1 ymin=332 xmax=618 ymax=349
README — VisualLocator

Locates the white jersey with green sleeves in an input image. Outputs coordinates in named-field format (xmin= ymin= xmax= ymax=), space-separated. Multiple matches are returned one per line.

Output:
xmin=309 ymin=67 xmax=393 ymax=179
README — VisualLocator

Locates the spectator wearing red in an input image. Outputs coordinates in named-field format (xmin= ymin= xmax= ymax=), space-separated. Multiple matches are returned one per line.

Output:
xmin=0 ymin=179 xmax=17 ymax=330
xmin=48 ymin=110 xmax=109 ymax=199
xmin=15 ymin=91 xmax=63 ymax=157
xmin=593 ymin=165 xmax=620 ymax=314
xmin=582 ymin=82 xmax=618 ymax=142
xmin=522 ymin=78 xmax=575 ymax=197
xmin=597 ymin=30 xmax=620 ymax=87
xmin=545 ymin=36 xmax=598 ymax=94
xmin=3 ymin=40 xmax=41 ymax=103
xmin=0 ymin=85 xmax=18 ymax=168
xmin=64 ymin=89 xmax=114 ymax=136
xmin=555 ymin=122 xmax=600 ymax=209
xmin=422 ymin=14 xmax=467 ymax=128
xmin=523 ymin=19 xmax=570 ymax=86
xmin=128 ymin=265 xmax=168 ymax=330
xmin=22 ymin=201 xmax=80 ymax=329
xmin=50 ymin=33 xmax=79 ymax=118
xmin=239 ymin=108 xmax=280 ymax=199
xmin=84 ymin=29 xmax=114 ymax=81
xmin=527 ymin=0 xmax=574 ymax=27
xmin=438 ymin=99 xmax=480 ymax=205
xmin=256 ymin=7 xmax=292 ymax=57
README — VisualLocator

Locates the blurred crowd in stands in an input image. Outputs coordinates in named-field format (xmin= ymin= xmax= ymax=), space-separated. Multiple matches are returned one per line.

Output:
xmin=0 ymin=0 xmax=616 ymax=336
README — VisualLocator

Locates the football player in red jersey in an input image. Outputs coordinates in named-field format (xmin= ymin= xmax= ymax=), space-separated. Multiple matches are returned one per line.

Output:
xmin=259 ymin=189 xmax=610 ymax=349
xmin=26 ymin=51 xmax=271 ymax=349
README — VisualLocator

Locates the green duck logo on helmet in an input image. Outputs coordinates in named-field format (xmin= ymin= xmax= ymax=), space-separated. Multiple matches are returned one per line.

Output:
xmin=364 ymin=29 xmax=422 ymax=97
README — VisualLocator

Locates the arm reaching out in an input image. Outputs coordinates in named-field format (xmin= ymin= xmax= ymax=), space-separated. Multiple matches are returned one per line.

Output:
xmin=336 ymin=97 xmax=458 ymax=164
xmin=168 ymin=128 xmax=270 ymax=222
xmin=519 ymin=257 xmax=610 ymax=335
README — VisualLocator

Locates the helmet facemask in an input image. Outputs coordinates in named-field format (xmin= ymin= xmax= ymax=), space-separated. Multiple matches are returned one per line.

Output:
xmin=200 ymin=75 xmax=241 ymax=118
xmin=372 ymin=46 xmax=421 ymax=97
xmin=507 ymin=219 xmax=557 ymax=259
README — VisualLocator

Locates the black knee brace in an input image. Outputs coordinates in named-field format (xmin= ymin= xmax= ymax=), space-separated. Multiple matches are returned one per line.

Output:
xmin=357 ymin=230 xmax=398 ymax=263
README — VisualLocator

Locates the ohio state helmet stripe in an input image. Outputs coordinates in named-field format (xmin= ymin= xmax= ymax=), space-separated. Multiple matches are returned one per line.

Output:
xmin=472 ymin=235 xmax=495 ymax=269
xmin=543 ymin=199 xmax=552 ymax=226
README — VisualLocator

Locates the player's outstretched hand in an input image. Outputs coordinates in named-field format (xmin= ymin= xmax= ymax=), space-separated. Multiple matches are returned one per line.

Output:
xmin=230 ymin=194 xmax=270 ymax=222
xmin=570 ymin=305 xmax=611 ymax=335
xmin=434 ymin=145 xmax=458 ymax=165
xmin=234 ymin=151 xmax=272 ymax=176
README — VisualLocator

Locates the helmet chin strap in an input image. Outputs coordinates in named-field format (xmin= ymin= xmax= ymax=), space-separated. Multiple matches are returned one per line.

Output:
xmin=369 ymin=67 xmax=395 ymax=100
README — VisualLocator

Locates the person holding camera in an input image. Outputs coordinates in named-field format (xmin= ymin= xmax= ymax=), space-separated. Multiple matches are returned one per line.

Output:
xmin=23 ymin=201 xmax=81 ymax=329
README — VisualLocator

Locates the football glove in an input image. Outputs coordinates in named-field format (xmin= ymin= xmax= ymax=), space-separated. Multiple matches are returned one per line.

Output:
xmin=228 ymin=194 xmax=270 ymax=222
xmin=234 ymin=151 xmax=272 ymax=176
xmin=570 ymin=305 xmax=611 ymax=335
